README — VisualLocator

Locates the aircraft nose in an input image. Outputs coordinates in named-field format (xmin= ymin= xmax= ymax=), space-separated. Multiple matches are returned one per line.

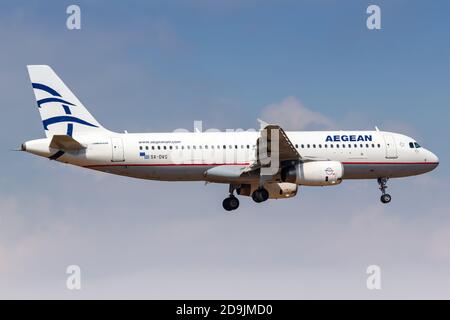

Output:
xmin=433 ymin=153 xmax=439 ymax=166
xmin=428 ymin=150 xmax=439 ymax=169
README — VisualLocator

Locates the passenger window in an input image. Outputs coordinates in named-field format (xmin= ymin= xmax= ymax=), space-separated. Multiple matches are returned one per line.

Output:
xmin=354 ymin=144 xmax=357 ymax=148
xmin=377 ymin=144 xmax=380 ymax=148
xmin=139 ymin=146 xmax=142 ymax=150
xmin=348 ymin=144 xmax=351 ymax=148
xmin=295 ymin=144 xmax=298 ymax=148
xmin=169 ymin=146 xmax=172 ymax=150
xmin=301 ymin=144 xmax=305 ymax=148
xmin=342 ymin=144 xmax=345 ymax=148
xmin=319 ymin=144 xmax=322 ymax=148
xmin=372 ymin=144 xmax=375 ymax=148
xmin=163 ymin=146 xmax=167 ymax=150
xmin=313 ymin=144 xmax=316 ymax=148
xmin=336 ymin=144 xmax=340 ymax=148
xmin=152 ymin=146 xmax=155 ymax=150
xmin=246 ymin=145 xmax=250 ymax=149
xmin=330 ymin=144 xmax=334 ymax=148
xmin=324 ymin=144 xmax=328 ymax=148
xmin=307 ymin=144 xmax=310 ymax=148
xmin=366 ymin=144 xmax=369 ymax=148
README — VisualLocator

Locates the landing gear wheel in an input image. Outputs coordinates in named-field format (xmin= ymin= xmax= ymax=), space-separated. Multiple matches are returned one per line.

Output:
xmin=377 ymin=178 xmax=392 ymax=204
xmin=252 ymin=188 xmax=269 ymax=203
xmin=223 ymin=196 xmax=239 ymax=211
xmin=380 ymin=194 xmax=392 ymax=204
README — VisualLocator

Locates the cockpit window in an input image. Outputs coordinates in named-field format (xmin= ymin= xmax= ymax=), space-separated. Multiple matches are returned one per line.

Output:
xmin=409 ymin=142 xmax=414 ymax=148
xmin=414 ymin=142 xmax=421 ymax=148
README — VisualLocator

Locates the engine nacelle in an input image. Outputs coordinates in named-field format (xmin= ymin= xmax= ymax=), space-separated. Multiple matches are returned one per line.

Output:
xmin=238 ymin=182 xmax=298 ymax=199
xmin=281 ymin=161 xmax=344 ymax=186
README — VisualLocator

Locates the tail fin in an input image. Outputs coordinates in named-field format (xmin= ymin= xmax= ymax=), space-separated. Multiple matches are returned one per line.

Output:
xmin=27 ymin=65 xmax=110 ymax=137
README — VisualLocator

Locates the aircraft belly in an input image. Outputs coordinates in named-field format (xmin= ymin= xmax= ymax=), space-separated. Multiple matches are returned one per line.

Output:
xmin=94 ymin=165 xmax=210 ymax=181
xmin=343 ymin=163 xmax=432 ymax=179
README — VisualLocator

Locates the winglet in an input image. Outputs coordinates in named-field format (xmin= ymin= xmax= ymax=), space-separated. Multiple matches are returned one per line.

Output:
xmin=257 ymin=118 xmax=269 ymax=130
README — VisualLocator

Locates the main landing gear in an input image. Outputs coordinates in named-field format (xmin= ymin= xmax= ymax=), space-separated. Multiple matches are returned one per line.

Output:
xmin=223 ymin=185 xmax=240 ymax=211
xmin=251 ymin=187 xmax=269 ymax=203
xmin=222 ymin=185 xmax=271 ymax=211
xmin=378 ymin=177 xmax=392 ymax=204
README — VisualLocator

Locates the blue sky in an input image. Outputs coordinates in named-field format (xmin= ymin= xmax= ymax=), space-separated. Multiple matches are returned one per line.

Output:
xmin=0 ymin=0 xmax=449 ymax=298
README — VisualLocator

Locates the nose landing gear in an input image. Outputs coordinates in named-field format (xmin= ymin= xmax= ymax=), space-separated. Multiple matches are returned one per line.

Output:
xmin=378 ymin=177 xmax=392 ymax=204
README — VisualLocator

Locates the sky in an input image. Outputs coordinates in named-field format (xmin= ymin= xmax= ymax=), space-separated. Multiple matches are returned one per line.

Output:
xmin=0 ymin=0 xmax=449 ymax=299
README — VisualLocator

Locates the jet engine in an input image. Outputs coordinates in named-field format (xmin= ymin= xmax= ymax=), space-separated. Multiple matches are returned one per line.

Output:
xmin=281 ymin=161 xmax=344 ymax=186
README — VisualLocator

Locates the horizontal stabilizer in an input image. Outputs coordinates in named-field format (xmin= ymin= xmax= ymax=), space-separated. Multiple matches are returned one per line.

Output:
xmin=49 ymin=135 xmax=86 ymax=151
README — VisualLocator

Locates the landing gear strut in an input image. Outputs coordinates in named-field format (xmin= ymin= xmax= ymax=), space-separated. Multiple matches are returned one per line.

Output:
xmin=378 ymin=177 xmax=392 ymax=204
xmin=222 ymin=184 xmax=240 ymax=211
xmin=252 ymin=188 xmax=269 ymax=203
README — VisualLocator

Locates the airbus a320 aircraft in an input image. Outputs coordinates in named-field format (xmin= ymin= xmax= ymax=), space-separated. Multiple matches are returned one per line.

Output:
xmin=21 ymin=66 xmax=439 ymax=211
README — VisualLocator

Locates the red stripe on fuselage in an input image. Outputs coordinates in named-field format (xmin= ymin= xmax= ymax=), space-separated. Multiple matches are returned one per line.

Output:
xmin=84 ymin=163 xmax=250 ymax=168
xmin=84 ymin=161 xmax=438 ymax=168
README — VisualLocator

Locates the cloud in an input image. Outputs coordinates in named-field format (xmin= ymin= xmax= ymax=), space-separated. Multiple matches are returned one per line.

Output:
xmin=260 ymin=96 xmax=334 ymax=130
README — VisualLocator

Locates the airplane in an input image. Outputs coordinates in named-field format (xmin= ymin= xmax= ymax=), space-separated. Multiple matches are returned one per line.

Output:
xmin=21 ymin=65 xmax=439 ymax=211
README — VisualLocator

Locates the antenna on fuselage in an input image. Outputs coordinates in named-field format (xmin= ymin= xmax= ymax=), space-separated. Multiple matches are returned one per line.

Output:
xmin=375 ymin=126 xmax=380 ymax=132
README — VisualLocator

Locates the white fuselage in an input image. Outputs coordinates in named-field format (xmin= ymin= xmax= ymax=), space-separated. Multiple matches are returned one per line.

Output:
xmin=24 ymin=130 xmax=439 ymax=184
xmin=23 ymin=65 xmax=439 ymax=209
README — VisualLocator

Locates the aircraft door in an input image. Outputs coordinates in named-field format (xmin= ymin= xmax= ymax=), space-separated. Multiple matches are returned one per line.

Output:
xmin=383 ymin=135 xmax=398 ymax=159
xmin=111 ymin=137 xmax=125 ymax=162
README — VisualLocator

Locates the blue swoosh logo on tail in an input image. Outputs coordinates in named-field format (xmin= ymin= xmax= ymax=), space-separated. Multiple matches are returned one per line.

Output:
xmin=37 ymin=97 xmax=76 ymax=108
xmin=42 ymin=116 xmax=98 ymax=130
xmin=32 ymin=83 xmax=61 ymax=97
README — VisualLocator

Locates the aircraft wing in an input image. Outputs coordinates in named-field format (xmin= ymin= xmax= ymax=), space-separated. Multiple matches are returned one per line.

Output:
xmin=243 ymin=124 xmax=301 ymax=174
xmin=258 ymin=124 xmax=301 ymax=162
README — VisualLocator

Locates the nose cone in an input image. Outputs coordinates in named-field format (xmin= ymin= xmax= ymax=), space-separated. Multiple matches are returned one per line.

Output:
xmin=427 ymin=150 xmax=439 ymax=171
